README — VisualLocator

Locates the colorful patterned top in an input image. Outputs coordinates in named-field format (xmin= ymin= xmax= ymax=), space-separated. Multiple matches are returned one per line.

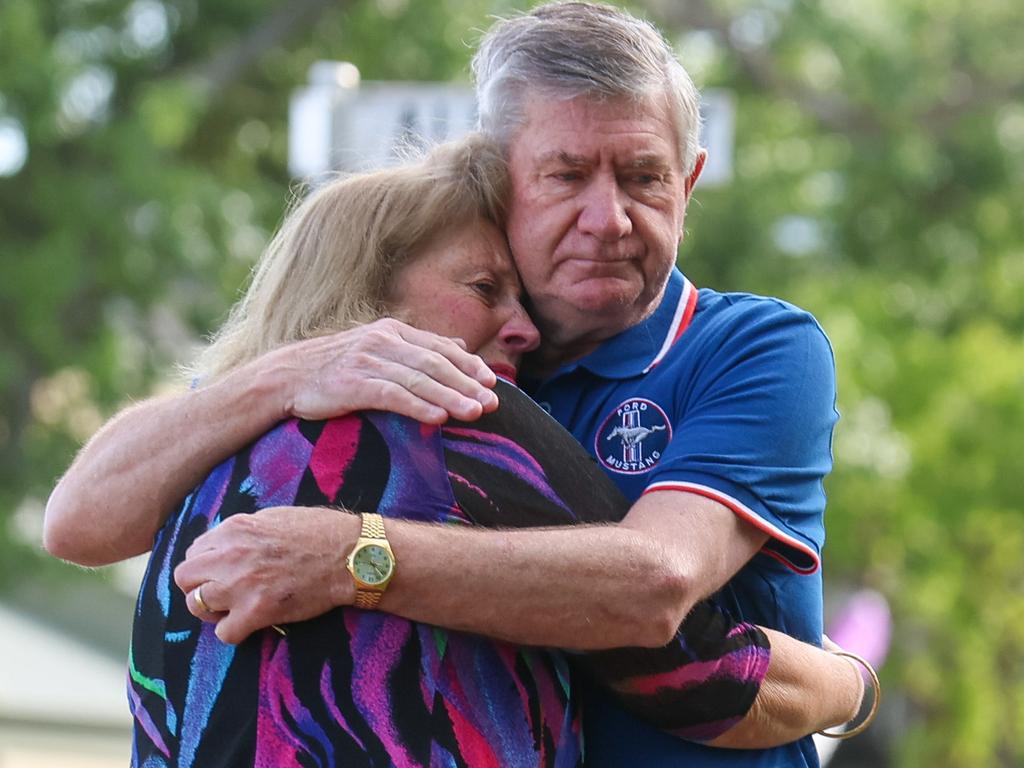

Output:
xmin=128 ymin=381 xmax=769 ymax=767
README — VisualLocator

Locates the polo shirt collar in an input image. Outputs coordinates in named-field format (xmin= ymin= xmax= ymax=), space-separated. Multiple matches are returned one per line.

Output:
xmin=548 ymin=268 xmax=698 ymax=381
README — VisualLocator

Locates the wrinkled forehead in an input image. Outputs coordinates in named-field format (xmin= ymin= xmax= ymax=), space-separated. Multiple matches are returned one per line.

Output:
xmin=508 ymin=91 xmax=682 ymax=169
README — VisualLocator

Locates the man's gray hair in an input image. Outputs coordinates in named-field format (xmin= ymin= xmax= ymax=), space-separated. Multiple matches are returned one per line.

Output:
xmin=472 ymin=1 xmax=702 ymax=175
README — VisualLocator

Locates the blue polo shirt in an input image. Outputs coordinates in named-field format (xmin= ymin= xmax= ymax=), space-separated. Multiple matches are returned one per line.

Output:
xmin=525 ymin=268 xmax=838 ymax=767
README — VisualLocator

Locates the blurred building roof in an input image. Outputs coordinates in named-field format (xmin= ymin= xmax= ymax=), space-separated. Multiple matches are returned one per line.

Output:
xmin=0 ymin=600 xmax=131 ymax=767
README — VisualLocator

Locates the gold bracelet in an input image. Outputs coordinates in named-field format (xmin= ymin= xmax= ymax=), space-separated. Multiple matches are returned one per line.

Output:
xmin=817 ymin=650 xmax=881 ymax=740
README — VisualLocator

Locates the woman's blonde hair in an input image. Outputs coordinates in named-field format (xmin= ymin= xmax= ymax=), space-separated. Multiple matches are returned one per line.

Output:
xmin=191 ymin=134 xmax=508 ymax=382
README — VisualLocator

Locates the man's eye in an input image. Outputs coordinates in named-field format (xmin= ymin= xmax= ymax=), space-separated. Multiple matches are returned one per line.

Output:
xmin=632 ymin=173 xmax=661 ymax=185
xmin=552 ymin=171 xmax=582 ymax=182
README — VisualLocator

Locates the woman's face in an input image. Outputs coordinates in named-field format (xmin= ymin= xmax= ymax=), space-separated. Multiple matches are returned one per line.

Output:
xmin=389 ymin=220 xmax=540 ymax=382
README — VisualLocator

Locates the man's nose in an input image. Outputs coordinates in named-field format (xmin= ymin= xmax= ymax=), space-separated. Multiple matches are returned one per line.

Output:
xmin=576 ymin=175 xmax=632 ymax=241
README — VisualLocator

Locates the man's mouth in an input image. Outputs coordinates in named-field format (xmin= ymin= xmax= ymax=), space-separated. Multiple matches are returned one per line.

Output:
xmin=561 ymin=255 xmax=637 ymax=273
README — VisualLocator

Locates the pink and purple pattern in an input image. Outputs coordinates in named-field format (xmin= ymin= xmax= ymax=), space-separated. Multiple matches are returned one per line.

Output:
xmin=130 ymin=408 xmax=581 ymax=767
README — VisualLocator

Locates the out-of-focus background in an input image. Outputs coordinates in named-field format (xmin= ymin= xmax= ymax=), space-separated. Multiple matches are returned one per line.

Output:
xmin=1 ymin=0 xmax=1021 ymax=766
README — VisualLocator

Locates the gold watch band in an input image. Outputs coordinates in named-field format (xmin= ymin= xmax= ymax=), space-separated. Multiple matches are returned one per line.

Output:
xmin=361 ymin=512 xmax=387 ymax=540
xmin=353 ymin=588 xmax=384 ymax=610
xmin=352 ymin=513 xmax=390 ymax=610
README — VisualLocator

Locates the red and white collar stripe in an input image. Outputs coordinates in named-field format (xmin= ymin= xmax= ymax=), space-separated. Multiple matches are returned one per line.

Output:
xmin=643 ymin=277 xmax=698 ymax=373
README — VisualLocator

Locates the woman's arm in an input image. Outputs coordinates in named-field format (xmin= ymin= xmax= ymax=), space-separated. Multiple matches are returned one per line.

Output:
xmin=573 ymin=601 xmax=863 ymax=748
xmin=709 ymin=628 xmax=863 ymax=748
xmin=43 ymin=364 xmax=290 ymax=565
xmin=43 ymin=320 xmax=497 ymax=566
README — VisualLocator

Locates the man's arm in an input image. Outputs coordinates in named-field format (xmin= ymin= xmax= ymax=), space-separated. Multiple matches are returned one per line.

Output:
xmin=172 ymin=501 xmax=861 ymax=744
xmin=386 ymin=489 xmax=765 ymax=647
xmin=43 ymin=320 xmax=498 ymax=566
xmin=172 ymin=489 xmax=762 ymax=648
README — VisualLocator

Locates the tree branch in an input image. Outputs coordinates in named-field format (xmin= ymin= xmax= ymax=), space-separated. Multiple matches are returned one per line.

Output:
xmin=640 ymin=0 xmax=881 ymax=134
xmin=641 ymin=0 xmax=1021 ymax=139
xmin=187 ymin=0 xmax=344 ymax=99
xmin=920 ymin=75 xmax=1024 ymax=131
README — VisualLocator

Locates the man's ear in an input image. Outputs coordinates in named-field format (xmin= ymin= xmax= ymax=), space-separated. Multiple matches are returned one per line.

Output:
xmin=683 ymin=149 xmax=707 ymax=201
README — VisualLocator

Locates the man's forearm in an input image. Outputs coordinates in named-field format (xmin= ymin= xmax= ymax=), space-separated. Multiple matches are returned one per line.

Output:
xmin=374 ymin=491 xmax=766 ymax=649
xmin=176 ymin=507 xmax=697 ymax=648
xmin=176 ymin=487 xmax=769 ymax=647
xmin=43 ymin=362 xmax=289 ymax=566
xmin=381 ymin=518 xmax=700 ymax=650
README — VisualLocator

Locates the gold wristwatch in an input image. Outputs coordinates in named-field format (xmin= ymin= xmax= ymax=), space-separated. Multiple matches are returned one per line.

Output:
xmin=345 ymin=513 xmax=396 ymax=609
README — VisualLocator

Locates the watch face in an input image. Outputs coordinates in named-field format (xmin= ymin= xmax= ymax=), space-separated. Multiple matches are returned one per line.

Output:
xmin=351 ymin=544 xmax=394 ymax=586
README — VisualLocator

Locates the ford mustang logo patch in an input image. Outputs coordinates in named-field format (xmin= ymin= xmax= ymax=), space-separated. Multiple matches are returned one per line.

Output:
xmin=595 ymin=398 xmax=672 ymax=475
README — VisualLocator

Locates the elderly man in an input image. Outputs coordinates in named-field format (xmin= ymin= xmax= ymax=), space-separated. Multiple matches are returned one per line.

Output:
xmin=46 ymin=3 xmax=857 ymax=766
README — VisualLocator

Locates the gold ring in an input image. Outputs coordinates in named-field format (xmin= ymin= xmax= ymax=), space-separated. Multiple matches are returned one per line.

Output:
xmin=193 ymin=584 xmax=213 ymax=614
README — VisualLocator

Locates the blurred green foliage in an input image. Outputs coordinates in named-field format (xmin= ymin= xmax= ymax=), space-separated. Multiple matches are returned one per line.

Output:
xmin=1 ymin=0 xmax=1021 ymax=765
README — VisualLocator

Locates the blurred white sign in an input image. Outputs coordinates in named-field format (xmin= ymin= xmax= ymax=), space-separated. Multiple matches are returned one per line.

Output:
xmin=289 ymin=62 xmax=733 ymax=186
xmin=697 ymin=90 xmax=734 ymax=187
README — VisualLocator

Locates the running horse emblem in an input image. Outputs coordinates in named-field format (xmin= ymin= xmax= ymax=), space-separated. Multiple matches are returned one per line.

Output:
xmin=596 ymin=398 xmax=672 ymax=474
xmin=606 ymin=424 xmax=666 ymax=448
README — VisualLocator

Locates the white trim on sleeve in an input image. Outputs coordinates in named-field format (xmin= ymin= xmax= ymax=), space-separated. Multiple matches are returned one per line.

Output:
xmin=643 ymin=480 xmax=821 ymax=574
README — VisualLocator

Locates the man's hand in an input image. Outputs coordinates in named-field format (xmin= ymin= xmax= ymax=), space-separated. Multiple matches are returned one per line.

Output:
xmin=173 ymin=506 xmax=361 ymax=644
xmin=272 ymin=318 xmax=499 ymax=424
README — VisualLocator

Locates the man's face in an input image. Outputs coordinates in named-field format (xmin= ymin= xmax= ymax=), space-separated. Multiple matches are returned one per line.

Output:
xmin=505 ymin=93 xmax=701 ymax=356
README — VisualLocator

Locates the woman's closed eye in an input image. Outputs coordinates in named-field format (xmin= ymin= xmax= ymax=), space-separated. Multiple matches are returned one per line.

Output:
xmin=471 ymin=279 xmax=499 ymax=301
